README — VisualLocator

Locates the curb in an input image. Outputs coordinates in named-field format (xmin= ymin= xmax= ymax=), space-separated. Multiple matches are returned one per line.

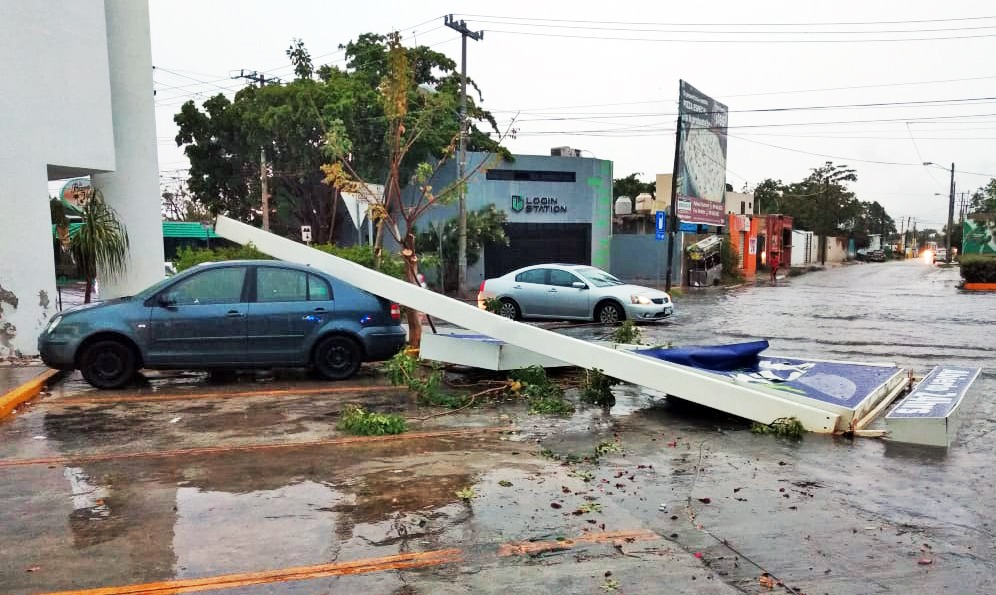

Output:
xmin=0 ymin=368 xmax=62 ymax=420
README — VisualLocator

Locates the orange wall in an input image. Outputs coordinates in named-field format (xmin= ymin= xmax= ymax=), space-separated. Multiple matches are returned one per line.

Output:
xmin=727 ymin=214 xmax=758 ymax=277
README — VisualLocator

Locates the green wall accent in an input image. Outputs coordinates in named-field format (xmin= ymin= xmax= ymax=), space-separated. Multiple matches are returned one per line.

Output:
xmin=588 ymin=159 xmax=613 ymax=269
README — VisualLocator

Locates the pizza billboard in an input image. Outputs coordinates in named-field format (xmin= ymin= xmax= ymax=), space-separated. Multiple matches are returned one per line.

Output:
xmin=676 ymin=81 xmax=728 ymax=226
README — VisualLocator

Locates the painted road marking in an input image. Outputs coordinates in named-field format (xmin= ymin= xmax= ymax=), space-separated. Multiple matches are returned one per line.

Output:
xmin=34 ymin=530 xmax=661 ymax=594
xmin=36 ymin=549 xmax=464 ymax=595
xmin=0 ymin=368 xmax=61 ymax=419
xmin=44 ymin=384 xmax=406 ymax=407
xmin=0 ymin=426 xmax=508 ymax=469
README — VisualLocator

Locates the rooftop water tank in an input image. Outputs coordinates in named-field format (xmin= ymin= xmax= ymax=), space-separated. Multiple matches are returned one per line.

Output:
xmin=635 ymin=192 xmax=653 ymax=213
xmin=614 ymin=195 xmax=633 ymax=215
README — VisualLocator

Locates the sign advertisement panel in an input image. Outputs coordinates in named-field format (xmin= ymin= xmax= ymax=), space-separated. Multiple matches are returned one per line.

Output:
xmin=676 ymin=81 xmax=728 ymax=226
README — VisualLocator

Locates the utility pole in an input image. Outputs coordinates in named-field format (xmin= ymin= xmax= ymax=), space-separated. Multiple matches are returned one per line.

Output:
xmin=946 ymin=163 xmax=955 ymax=263
xmin=233 ymin=70 xmax=275 ymax=230
xmin=444 ymin=15 xmax=483 ymax=296
xmin=665 ymin=81 xmax=684 ymax=292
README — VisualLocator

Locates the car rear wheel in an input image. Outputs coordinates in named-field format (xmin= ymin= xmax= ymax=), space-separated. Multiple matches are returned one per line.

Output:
xmin=498 ymin=298 xmax=521 ymax=320
xmin=313 ymin=335 xmax=362 ymax=380
xmin=79 ymin=339 xmax=137 ymax=389
xmin=596 ymin=302 xmax=625 ymax=325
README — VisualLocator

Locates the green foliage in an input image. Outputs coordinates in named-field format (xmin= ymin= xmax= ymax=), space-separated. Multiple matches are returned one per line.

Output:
xmin=960 ymin=255 xmax=996 ymax=282
xmin=312 ymin=243 xmax=406 ymax=279
xmin=719 ymin=237 xmax=744 ymax=283
xmin=581 ymin=369 xmax=621 ymax=407
xmin=613 ymin=173 xmax=655 ymax=199
xmin=509 ymin=366 xmax=549 ymax=387
xmin=482 ymin=297 xmax=503 ymax=314
xmin=174 ymin=34 xmax=504 ymax=243
xmin=751 ymin=417 xmax=805 ymax=439
xmin=455 ymin=487 xmax=476 ymax=501
xmin=174 ymin=243 xmax=271 ymax=272
xmin=752 ymin=163 xmax=896 ymax=246
xmin=385 ymin=351 xmax=447 ymax=402
xmin=511 ymin=366 xmax=575 ymax=415
xmin=415 ymin=205 xmax=509 ymax=292
xmin=71 ymin=191 xmax=129 ymax=303
xmin=610 ymin=321 xmax=642 ymax=345
xmin=337 ymin=405 xmax=408 ymax=436
xmin=593 ymin=440 xmax=623 ymax=457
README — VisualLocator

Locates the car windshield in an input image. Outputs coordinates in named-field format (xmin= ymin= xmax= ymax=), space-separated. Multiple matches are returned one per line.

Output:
xmin=576 ymin=267 xmax=624 ymax=288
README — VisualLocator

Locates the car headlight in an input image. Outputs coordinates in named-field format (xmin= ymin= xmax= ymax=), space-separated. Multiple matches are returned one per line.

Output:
xmin=47 ymin=315 xmax=63 ymax=334
xmin=630 ymin=295 xmax=652 ymax=305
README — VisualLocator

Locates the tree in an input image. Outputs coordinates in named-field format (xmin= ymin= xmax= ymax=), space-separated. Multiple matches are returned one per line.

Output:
xmin=286 ymin=38 xmax=313 ymax=80
xmin=753 ymin=178 xmax=784 ymax=214
xmin=71 ymin=190 xmax=129 ymax=303
xmin=969 ymin=179 xmax=996 ymax=215
xmin=613 ymin=173 xmax=655 ymax=199
xmin=322 ymin=32 xmax=512 ymax=348
xmin=174 ymin=35 xmax=504 ymax=245
xmin=415 ymin=205 xmax=508 ymax=292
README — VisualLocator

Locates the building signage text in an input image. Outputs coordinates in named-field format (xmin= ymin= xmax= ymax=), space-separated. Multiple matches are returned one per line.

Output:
xmin=511 ymin=195 xmax=567 ymax=214
xmin=889 ymin=366 xmax=980 ymax=418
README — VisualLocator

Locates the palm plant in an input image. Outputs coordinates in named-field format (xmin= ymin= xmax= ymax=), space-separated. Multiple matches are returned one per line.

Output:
xmin=71 ymin=190 xmax=129 ymax=303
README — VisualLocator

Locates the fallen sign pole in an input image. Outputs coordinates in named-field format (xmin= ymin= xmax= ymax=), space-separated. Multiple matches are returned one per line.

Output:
xmin=214 ymin=216 xmax=839 ymax=432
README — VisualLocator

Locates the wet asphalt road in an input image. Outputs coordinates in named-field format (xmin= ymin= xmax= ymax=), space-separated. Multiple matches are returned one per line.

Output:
xmin=0 ymin=260 xmax=993 ymax=595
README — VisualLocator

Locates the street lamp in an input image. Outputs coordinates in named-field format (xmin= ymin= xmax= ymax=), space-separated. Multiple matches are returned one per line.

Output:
xmin=923 ymin=162 xmax=955 ymax=263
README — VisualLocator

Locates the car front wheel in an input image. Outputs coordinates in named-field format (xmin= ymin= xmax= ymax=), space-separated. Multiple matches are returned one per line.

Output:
xmin=596 ymin=302 xmax=625 ymax=325
xmin=313 ymin=335 xmax=362 ymax=380
xmin=498 ymin=298 xmax=521 ymax=320
xmin=79 ymin=339 xmax=137 ymax=389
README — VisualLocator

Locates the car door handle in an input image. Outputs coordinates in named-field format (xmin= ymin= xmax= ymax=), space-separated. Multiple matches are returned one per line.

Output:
xmin=513 ymin=285 xmax=522 ymax=289
xmin=548 ymin=288 xmax=558 ymax=292
xmin=226 ymin=310 xmax=245 ymax=318
xmin=312 ymin=307 xmax=327 ymax=313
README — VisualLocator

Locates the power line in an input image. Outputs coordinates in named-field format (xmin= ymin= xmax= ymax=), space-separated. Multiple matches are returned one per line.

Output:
xmin=484 ymin=28 xmax=996 ymax=44
xmin=456 ymin=13 xmax=996 ymax=27
xmin=465 ymin=19 xmax=996 ymax=35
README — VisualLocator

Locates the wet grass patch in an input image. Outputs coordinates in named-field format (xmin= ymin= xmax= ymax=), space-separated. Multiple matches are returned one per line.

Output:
xmin=337 ymin=405 xmax=408 ymax=436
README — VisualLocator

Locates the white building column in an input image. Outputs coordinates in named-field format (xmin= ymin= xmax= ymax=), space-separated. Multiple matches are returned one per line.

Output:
xmin=0 ymin=162 xmax=59 ymax=357
xmin=92 ymin=0 xmax=164 ymax=298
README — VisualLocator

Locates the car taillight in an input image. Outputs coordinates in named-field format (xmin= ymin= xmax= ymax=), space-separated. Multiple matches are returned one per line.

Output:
xmin=479 ymin=281 xmax=486 ymax=293
xmin=390 ymin=303 xmax=401 ymax=320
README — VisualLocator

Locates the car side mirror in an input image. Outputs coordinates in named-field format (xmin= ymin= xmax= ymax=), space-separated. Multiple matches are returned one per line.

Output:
xmin=572 ymin=281 xmax=588 ymax=289
xmin=158 ymin=292 xmax=177 ymax=307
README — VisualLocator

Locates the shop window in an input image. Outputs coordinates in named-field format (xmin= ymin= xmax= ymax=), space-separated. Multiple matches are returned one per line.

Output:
xmin=486 ymin=169 xmax=576 ymax=183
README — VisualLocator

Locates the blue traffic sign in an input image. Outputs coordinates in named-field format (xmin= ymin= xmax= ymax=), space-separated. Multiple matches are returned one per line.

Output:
xmin=655 ymin=211 xmax=667 ymax=233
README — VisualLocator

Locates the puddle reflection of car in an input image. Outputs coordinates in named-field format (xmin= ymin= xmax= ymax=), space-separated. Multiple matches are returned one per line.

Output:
xmin=478 ymin=263 xmax=673 ymax=324
xmin=39 ymin=260 xmax=406 ymax=388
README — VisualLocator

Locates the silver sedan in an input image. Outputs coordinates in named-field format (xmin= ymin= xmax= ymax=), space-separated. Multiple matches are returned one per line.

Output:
xmin=477 ymin=264 xmax=674 ymax=323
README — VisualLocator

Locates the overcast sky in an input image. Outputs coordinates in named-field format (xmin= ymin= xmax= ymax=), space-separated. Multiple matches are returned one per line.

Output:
xmin=148 ymin=0 xmax=996 ymax=230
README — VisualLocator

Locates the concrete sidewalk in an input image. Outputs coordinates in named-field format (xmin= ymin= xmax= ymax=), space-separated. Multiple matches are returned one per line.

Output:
xmin=0 ymin=365 xmax=50 ymax=396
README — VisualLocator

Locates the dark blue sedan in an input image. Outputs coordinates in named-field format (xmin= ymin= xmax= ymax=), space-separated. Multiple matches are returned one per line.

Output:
xmin=39 ymin=261 xmax=406 ymax=388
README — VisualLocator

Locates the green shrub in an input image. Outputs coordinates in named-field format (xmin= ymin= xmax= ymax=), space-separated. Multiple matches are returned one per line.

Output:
xmin=611 ymin=320 xmax=642 ymax=344
xmin=581 ymin=368 xmax=620 ymax=407
xmin=511 ymin=366 xmax=575 ymax=415
xmin=482 ymin=297 xmax=503 ymax=314
xmin=960 ymin=255 xmax=996 ymax=283
xmin=174 ymin=243 xmax=271 ymax=272
xmin=312 ymin=243 xmax=407 ymax=280
xmin=337 ymin=405 xmax=408 ymax=436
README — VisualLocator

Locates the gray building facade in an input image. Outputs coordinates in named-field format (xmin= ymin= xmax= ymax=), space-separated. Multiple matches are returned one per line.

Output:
xmin=414 ymin=151 xmax=613 ymax=292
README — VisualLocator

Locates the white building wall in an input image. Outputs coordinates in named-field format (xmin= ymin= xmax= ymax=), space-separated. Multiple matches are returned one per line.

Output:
xmin=94 ymin=0 xmax=165 ymax=299
xmin=0 ymin=0 xmax=161 ymax=356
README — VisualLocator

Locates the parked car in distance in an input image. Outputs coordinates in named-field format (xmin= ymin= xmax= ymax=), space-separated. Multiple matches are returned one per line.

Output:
xmin=39 ymin=260 xmax=406 ymax=388
xmin=478 ymin=263 xmax=673 ymax=323
xmin=867 ymin=250 xmax=886 ymax=262
xmin=933 ymin=248 xmax=947 ymax=263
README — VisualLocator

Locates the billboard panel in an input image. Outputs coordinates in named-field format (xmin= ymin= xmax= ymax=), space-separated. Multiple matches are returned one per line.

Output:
xmin=676 ymin=81 xmax=728 ymax=226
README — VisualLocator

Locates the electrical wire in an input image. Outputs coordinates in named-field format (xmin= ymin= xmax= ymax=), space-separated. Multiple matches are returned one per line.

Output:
xmin=483 ymin=28 xmax=996 ymax=44
xmin=454 ymin=13 xmax=996 ymax=27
